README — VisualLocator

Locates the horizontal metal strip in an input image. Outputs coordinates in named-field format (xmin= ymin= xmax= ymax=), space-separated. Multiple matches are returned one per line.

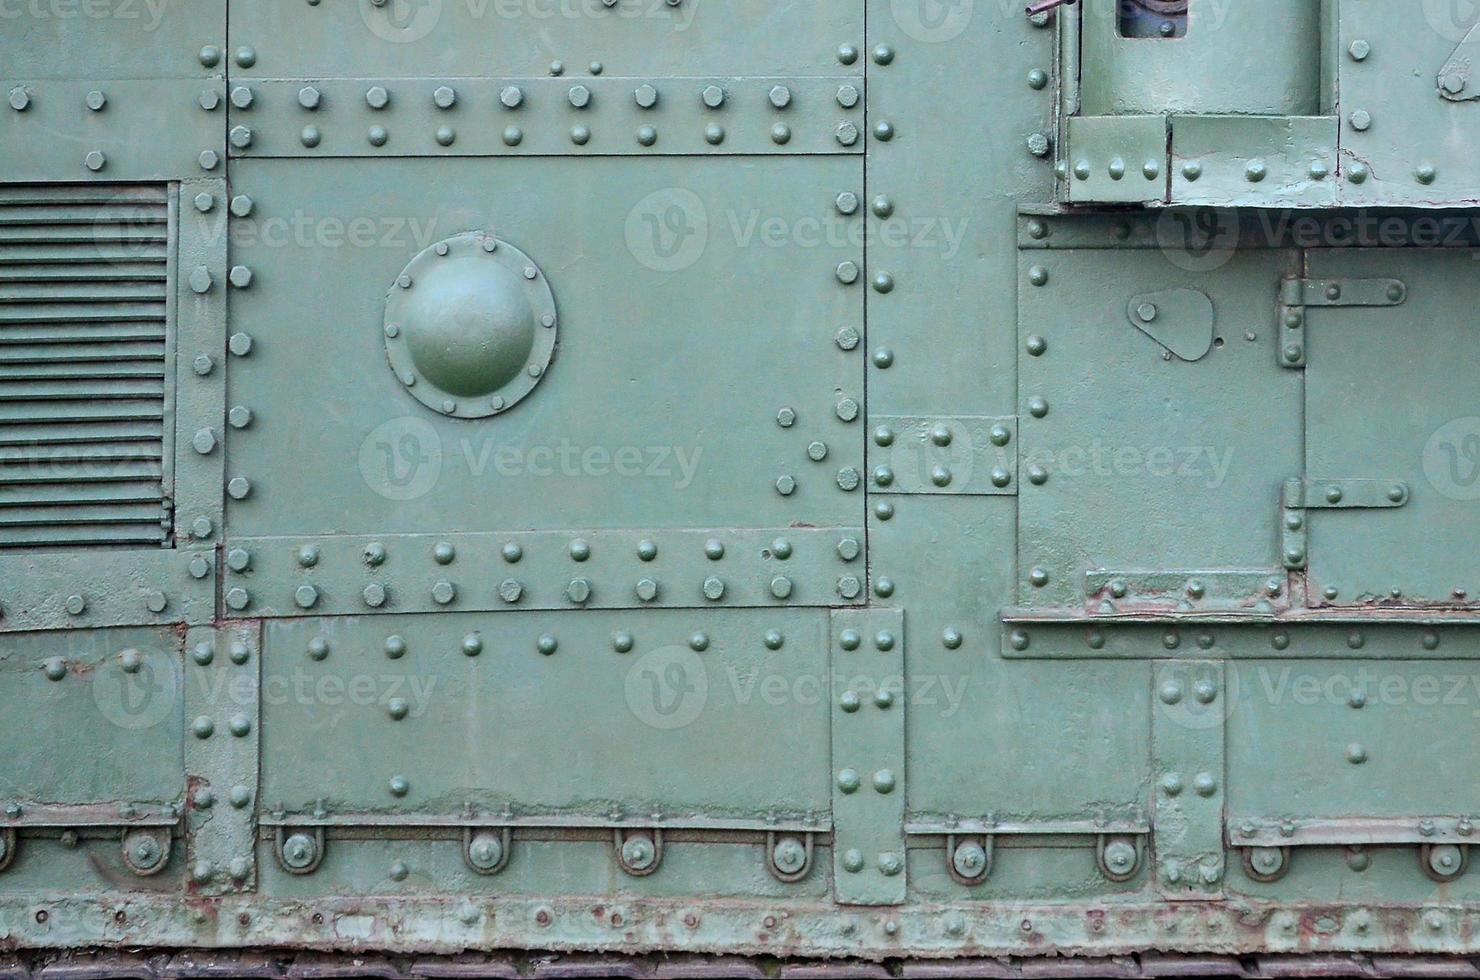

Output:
xmin=0 ymin=524 xmax=165 ymax=547
xmin=1231 ymin=816 xmax=1477 ymax=848
xmin=0 ymin=324 xmax=167 ymax=344
xmin=223 ymin=527 xmax=868 ymax=618
xmin=0 ymin=262 xmax=167 ymax=283
xmin=0 ymin=283 xmax=167 ymax=304
xmin=0 ymin=185 xmax=169 ymax=206
xmin=0 ymin=479 xmax=164 ymax=505
xmin=0 ymin=339 xmax=165 ymax=364
xmin=0 ymin=362 xmax=165 ymax=382
xmin=258 ymin=813 xmax=829 ymax=834
xmin=0 ymin=440 xmax=162 ymax=464
xmin=0 ymin=419 xmax=164 ymax=446
xmin=1001 ymin=617 xmax=1480 ymax=659
xmin=0 ymin=459 xmax=163 ymax=483
xmin=906 ymin=817 xmax=1149 ymax=837
xmin=0 ymin=378 xmax=165 ymax=401
xmin=0 ymin=243 xmax=169 ymax=263
xmin=0 ymin=304 xmax=167 ymax=324
xmin=0 ymin=502 xmax=165 ymax=528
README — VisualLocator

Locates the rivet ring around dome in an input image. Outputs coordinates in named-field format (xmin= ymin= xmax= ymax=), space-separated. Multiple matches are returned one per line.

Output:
xmin=382 ymin=232 xmax=557 ymax=419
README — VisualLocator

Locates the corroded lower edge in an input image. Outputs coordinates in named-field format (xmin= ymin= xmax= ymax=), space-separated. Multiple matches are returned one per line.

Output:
xmin=1 ymin=949 xmax=1478 ymax=979
xmin=2 ymin=897 xmax=1479 ymax=961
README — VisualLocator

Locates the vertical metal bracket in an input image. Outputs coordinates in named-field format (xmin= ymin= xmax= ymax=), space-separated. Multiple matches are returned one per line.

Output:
xmin=830 ymin=608 xmax=906 ymax=905
xmin=1281 ymin=478 xmax=1308 ymax=571
xmin=183 ymin=622 xmax=261 ymax=894
xmin=1151 ymin=660 xmax=1226 ymax=900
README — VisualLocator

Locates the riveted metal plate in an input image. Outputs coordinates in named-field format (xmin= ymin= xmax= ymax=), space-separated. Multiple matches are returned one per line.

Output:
xmin=1169 ymin=115 xmax=1339 ymax=209
xmin=1000 ymin=618 xmax=1480 ymax=660
xmin=220 ymin=528 xmax=865 ymax=617
xmin=830 ymin=607 xmax=906 ymax=906
xmin=865 ymin=416 xmax=1016 ymax=495
xmin=1304 ymin=249 xmax=1480 ymax=606
xmin=1017 ymin=247 xmax=1302 ymax=610
xmin=257 ymin=609 xmax=831 ymax=821
xmin=227 ymin=77 xmax=865 ymax=158
xmin=184 ymin=623 xmax=261 ymax=895
xmin=1064 ymin=115 xmax=1168 ymax=205
xmin=1151 ymin=660 xmax=1226 ymax=900
xmin=0 ymin=626 xmax=185 ymax=890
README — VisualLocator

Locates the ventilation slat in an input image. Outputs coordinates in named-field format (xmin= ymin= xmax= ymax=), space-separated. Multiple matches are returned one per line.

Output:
xmin=0 ymin=263 xmax=167 ymax=283
xmin=0 ymin=243 xmax=169 ymax=264
xmin=0 ymin=459 xmax=163 ymax=485
xmin=0 ymin=378 xmax=166 ymax=400
xmin=0 ymin=340 xmax=165 ymax=364
xmin=0 ymin=480 xmax=164 ymax=505
xmin=0 ymin=362 xmax=166 ymax=382
xmin=0 ymin=183 xmax=170 ymax=549
xmin=0 ymin=419 xmax=163 ymax=446
xmin=0 ymin=523 xmax=164 ymax=546
xmin=0 ymin=324 xmax=166 ymax=345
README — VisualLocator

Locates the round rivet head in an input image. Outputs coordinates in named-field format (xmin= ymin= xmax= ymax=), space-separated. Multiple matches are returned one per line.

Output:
xmin=636 ymin=125 xmax=658 ymax=146
xmin=43 ymin=657 xmax=67 ymax=682
xmin=1193 ymin=772 xmax=1218 ymax=797
xmin=234 ymin=46 xmax=256 ymax=68
xmin=1350 ymin=109 xmax=1371 ymax=132
xmin=1245 ymin=160 xmax=1267 ymax=182
xmin=872 ymin=43 xmax=895 ymax=65
xmin=362 ymin=583 xmax=386 ymax=608
xmin=388 ymin=775 xmax=410 ymax=797
xmin=192 ymin=716 xmax=215 ymax=739
xmin=872 ymin=769 xmax=896 ymax=794
xmin=367 ymin=125 xmax=388 ymax=147
xmin=537 ymin=634 xmax=558 ymax=656
xmin=1346 ymin=743 xmax=1368 ymax=765
xmin=770 ymin=123 xmax=792 ymax=145
xmin=836 ymin=768 xmax=860 ymax=793
xmin=199 ymin=45 xmax=222 ymax=67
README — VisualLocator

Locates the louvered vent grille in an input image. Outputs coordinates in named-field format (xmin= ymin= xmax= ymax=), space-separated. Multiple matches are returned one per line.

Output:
xmin=0 ymin=185 xmax=172 ymax=549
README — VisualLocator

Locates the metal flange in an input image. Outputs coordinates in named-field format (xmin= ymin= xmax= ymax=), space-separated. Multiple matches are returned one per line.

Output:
xmin=945 ymin=833 xmax=993 ymax=886
xmin=275 ymin=827 xmax=325 ymax=875
xmin=121 ymin=827 xmax=172 ymax=877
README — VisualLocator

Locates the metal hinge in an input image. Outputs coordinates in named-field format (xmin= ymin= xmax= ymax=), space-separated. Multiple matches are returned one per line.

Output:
xmin=1277 ymin=276 xmax=1407 ymax=368
xmin=1281 ymin=477 xmax=1409 ymax=570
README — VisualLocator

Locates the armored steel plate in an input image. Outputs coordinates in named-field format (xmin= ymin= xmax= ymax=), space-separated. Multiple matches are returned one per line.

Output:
xmin=5 ymin=0 xmax=1480 ymax=970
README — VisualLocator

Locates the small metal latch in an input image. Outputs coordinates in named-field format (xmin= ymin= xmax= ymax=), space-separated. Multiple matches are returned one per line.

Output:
xmin=1438 ymin=21 xmax=1480 ymax=100
xmin=1127 ymin=288 xmax=1215 ymax=361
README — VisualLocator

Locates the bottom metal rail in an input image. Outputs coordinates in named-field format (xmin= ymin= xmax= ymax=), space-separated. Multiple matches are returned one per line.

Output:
xmin=2 ymin=950 xmax=1478 ymax=979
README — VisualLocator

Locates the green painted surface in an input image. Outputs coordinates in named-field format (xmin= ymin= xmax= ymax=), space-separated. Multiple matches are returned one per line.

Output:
xmin=1 ymin=0 xmax=1480 ymax=961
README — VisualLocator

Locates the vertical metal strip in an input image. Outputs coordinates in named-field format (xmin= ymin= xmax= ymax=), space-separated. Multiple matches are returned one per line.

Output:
xmin=173 ymin=177 xmax=228 ymax=625
xmin=183 ymin=621 xmax=261 ymax=895
xmin=1150 ymin=659 xmax=1227 ymax=900
xmin=830 ymin=607 xmax=906 ymax=905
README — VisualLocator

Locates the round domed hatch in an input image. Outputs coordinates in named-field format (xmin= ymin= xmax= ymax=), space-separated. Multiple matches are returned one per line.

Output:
xmin=382 ymin=232 xmax=557 ymax=419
